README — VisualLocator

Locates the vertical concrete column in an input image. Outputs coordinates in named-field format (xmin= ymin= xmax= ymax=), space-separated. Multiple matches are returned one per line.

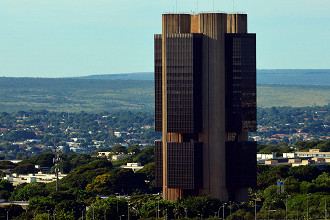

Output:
xmin=199 ymin=13 xmax=228 ymax=201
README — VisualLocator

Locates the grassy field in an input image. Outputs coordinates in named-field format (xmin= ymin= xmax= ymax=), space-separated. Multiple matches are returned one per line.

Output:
xmin=257 ymin=84 xmax=330 ymax=107
xmin=0 ymin=77 xmax=329 ymax=112
xmin=0 ymin=78 xmax=154 ymax=112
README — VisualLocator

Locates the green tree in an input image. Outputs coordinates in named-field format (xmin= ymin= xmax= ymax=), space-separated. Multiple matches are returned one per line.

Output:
xmin=0 ymin=179 xmax=14 ymax=200
xmin=13 ymin=163 xmax=37 ymax=174
xmin=34 ymin=213 xmax=49 ymax=220
xmin=283 ymin=176 xmax=300 ymax=194
xmin=257 ymin=165 xmax=290 ymax=190
xmin=2 ymin=204 xmax=25 ymax=219
xmin=133 ymin=146 xmax=154 ymax=165
xmin=111 ymin=145 xmax=127 ymax=154
xmin=10 ymin=182 xmax=48 ymax=201
xmin=86 ymin=174 xmax=112 ymax=195
xmin=288 ymin=165 xmax=321 ymax=182
xmin=86 ymin=198 xmax=128 ymax=220
xmin=312 ymin=172 xmax=330 ymax=192
xmin=229 ymin=209 xmax=254 ymax=220
xmin=53 ymin=209 xmax=75 ymax=220
xmin=0 ymin=179 xmax=14 ymax=192
xmin=127 ymin=145 xmax=141 ymax=155
xmin=28 ymin=196 xmax=56 ymax=211
xmin=110 ymin=169 xmax=147 ymax=194
xmin=139 ymin=199 xmax=176 ymax=219
xmin=32 ymin=152 xmax=55 ymax=167
xmin=0 ymin=161 xmax=16 ymax=169
xmin=180 ymin=196 xmax=222 ymax=218
xmin=300 ymin=181 xmax=314 ymax=194
xmin=59 ymin=159 xmax=112 ymax=190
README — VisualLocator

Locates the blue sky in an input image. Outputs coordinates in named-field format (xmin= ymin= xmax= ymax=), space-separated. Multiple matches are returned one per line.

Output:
xmin=1 ymin=0 xmax=329 ymax=78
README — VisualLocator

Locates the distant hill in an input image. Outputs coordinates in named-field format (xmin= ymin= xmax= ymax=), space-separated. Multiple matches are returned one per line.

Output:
xmin=80 ymin=72 xmax=154 ymax=81
xmin=81 ymin=69 xmax=330 ymax=85
xmin=257 ymin=69 xmax=330 ymax=85
xmin=0 ymin=77 xmax=154 ymax=113
xmin=0 ymin=71 xmax=329 ymax=112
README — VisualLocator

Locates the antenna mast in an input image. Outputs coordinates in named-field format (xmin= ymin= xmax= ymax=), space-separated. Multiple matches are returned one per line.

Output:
xmin=233 ymin=0 xmax=235 ymax=13
xmin=53 ymin=150 xmax=62 ymax=192
xmin=197 ymin=0 xmax=198 ymax=13
xmin=176 ymin=0 xmax=177 ymax=14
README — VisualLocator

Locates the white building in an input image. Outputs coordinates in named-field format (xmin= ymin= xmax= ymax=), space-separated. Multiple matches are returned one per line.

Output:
xmin=120 ymin=163 xmax=144 ymax=172
xmin=257 ymin=154 xmax=276 ymax=162
xmin=283 ymin=153 xmax=297 ymax=158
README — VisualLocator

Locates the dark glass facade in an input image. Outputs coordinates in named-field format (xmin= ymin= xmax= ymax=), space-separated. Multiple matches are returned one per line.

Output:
xmin=165 ymin=33 xmax=203 ymax=133
xmin=154 ymin=34 xmax=162 ymax=132
xmin=226 ymin=141 xmax=257 ymax=188
xmin=155 ymin=141 xmax=203 ymax=190
xmin=167 ymin=142 xmax=203 ymax=189
xmin=225 ymin=33 xmax=257 ymax=133
xmin=155 ymin=140 xmax=163 ymax=187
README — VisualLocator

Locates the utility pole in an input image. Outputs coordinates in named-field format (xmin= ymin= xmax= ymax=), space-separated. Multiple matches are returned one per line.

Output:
xmin=223 ymin=204 xmax=225 ymax=220
xmin=255 ymin=199 xmax=257 ymax=220
xmin=285 ymin=195 xmax=290 ymax=220
xmin=196 ymin=0 xmax=198 ymax=13
xmin=229 ymin=201 xmax=232 ymax=216
xmin=325 ymin=198 xmax=327 ymax=220
xmin=307 ymin=193 xmax=311 ymax=220
xmin=127 ymin=200 xmax=130 ymax=220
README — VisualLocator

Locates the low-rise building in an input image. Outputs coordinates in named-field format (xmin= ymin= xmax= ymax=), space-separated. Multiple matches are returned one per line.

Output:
xmin=111 ymin=154 xmax=128 ymax=161
xmin=257 ymin=154 xmax=276 ymax=162
xmin=120 ymin=163 xmax=144 ymax=172
xmin=97 ymin=152 xmax=129 ymax=161
xmin=295 ymin=149 xmax=330 ymax=158
xmin=288 ymin=158 xmax=301 ymax=163
xmin=283 ymin=153 xmax=297 ymax=158
xmin=114 ymin=132 xmax=128 ymax=137
xmin=265 ymin=160 xmax=278 ymax=165
xmin=3 ymin=172 xmax=67 ymax=185
xmin=283 ymin=149 xmax=330 ymax=158
xmin=98 ymin=152 xmax=112 ymax=158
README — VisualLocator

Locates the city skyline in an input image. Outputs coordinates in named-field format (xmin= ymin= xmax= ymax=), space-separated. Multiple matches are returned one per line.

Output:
xmin=1 ymin=0 xmax=329 ymax=78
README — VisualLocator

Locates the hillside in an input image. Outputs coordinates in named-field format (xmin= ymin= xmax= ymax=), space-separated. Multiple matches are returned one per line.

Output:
xmin=81 ymin=69 xmax=330 ymax=85
xmin=0 ymin=77 xmax=329 ymax=112
xmin=258 ymin=84 xmax=330 ymax=107
xmin=0 ymin=77 xmax=154 ymax=112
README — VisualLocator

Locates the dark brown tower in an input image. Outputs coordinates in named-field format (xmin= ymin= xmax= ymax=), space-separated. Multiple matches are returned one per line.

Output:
xmin=155 ymin=13 xmax=257 ymax=202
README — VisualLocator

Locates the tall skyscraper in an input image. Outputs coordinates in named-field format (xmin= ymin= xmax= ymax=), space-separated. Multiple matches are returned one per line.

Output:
xmin=155 ymin=13 xmax=257 ymax=202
